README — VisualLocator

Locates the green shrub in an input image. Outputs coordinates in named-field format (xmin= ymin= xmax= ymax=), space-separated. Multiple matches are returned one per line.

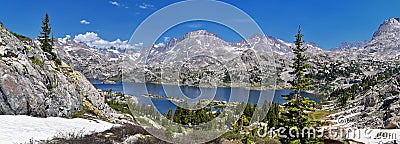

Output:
xmin=11 ymin=32 xmax=31 ymax=41
xmin=71 ymin=109 xmax=88 ymax=118
xmin=106 ymin=100 xmax=132 ymax=115
xmin=29 ymin=58 xmax=44 ymax=67
xmin=55 ymin=58 xmax=62 ymax=66
xmin=222 ymin=130 xmax=242 ymax=141
xmin=70 ymin=105 xmax=97 ymax=118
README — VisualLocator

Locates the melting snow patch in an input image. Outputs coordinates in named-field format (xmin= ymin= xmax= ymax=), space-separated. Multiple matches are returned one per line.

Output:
xmin=274 ymin=51 xmax=286 ymax=55
xmin=0 ymin=115 xmax=117 ymax=144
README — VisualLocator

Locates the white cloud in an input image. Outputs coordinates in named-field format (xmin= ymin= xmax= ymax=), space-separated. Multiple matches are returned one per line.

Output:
xmin=80 ymin=19 xmax=90 ymax=25
xmin=74 ymin=32 xmax=100 ymax=43
xmin=109 ymin=1 xmax=128 ymax=8
xmin=58 ymin=35 xmax=72 ymax=43
xmin=73 ymin=32 xmax=136 ymax=50
xmin=139 ymin=3 xmax=154 ymax=9
xmin=109 ymin=1 xmax=120 ymax=6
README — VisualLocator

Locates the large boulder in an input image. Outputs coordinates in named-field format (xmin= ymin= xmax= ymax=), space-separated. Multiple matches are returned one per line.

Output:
xmin=0 ymin=22 xmax=108 ymax=117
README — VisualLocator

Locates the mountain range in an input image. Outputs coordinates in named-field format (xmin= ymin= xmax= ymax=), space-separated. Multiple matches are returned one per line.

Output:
xmin=54 ymin=18 xmax=400 ymax=91
xmin=52 ymin=18 xmax=400 ymax=130
xmin=0 ymin=13 xmax=400 ymax=142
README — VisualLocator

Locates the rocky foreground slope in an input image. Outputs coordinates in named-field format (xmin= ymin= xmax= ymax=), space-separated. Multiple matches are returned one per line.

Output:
xmin=325 ymin=18 xmax=400 ymax=130
xmin=0 ymin=22 xmax=109 ymax=117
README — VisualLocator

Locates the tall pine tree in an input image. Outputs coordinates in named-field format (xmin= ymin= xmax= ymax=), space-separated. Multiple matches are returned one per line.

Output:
xmin=166 ymin=108 xmax=173 ymax=120
xmin=39 ymin=12 xmax=57 ymax=61
xmin=279 ymin=26 xmax=321 ymax=144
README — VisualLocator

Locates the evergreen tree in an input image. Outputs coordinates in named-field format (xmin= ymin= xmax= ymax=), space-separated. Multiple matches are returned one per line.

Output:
xmin=51 ymin=33 xmax=55 ymax=46
xmin=243 ymin=103 xmax=255 ymax=121
xmin=223 ymin=70 xmax=231 ymax=83
xmin=166 ymin=108 xmax=173 ymax=120
xmin=279 ymin=26 xmax=321 ymax=144
xmin=39 ymin=12 xmax=57 ymax=60
xmin=173 ymin=106 xmax=182 ymax=124
xmin=181 ymin=101 xmax=190 ymax=125
xmin=263 ymin=102 xmax=280 ymax=128
xmin=39 ymin=13 xmax=51 ymax=52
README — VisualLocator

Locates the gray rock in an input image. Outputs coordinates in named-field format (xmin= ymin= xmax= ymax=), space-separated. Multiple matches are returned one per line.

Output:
xmin=0 ymin=22 xmax=109 ymax=117
xmin=123 ymin=134 xmax=146 ymax=144
xmin=53 ymin=38 xmax=134 ymax=81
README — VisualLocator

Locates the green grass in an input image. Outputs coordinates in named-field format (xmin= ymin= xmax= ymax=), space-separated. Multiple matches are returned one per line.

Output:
xmin=222 ymin=130 xmax=242 ymax=141
xmin=70 ymin=105 xmax=98 ymax=118
xmin=29 ymin=58 xmax=44 ymax=67
xmin=222 ymin=130 xmax=280 ymax=144
xmin=11 ymin=32 xmax=31 ymax=41
xmin=71 ymin=109 xmax=88 ymax=118
xmin=310 ymin=110 xmax=335 ymax=121
xmin=105 ymin=100 xmax=132 ymax=115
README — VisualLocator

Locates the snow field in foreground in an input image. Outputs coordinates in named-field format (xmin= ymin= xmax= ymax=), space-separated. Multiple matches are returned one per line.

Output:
xmin=0 ymin=115 xmax=117 ymax=144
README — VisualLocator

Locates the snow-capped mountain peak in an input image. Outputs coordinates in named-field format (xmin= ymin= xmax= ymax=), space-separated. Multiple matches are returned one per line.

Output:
xmin=372 ymin=18 xmax=400 ymax=40
xmin=183 ymin=30 xmax=217 ymax=38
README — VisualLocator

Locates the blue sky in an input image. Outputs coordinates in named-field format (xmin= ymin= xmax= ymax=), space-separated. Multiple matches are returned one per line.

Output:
xmin=0 ymin=0 xmax=400 ymax=49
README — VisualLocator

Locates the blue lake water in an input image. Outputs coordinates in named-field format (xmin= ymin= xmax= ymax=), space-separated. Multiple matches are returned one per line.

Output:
xmin=90 ymin=80 xmax=320 ymax=114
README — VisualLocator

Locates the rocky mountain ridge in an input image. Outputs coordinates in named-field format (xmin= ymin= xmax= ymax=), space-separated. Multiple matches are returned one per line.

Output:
xmin=329 ymin=73 xmax=400 ymax=129
xmin=320 ymin=18 xmax=400 ymax=131
xmin=0 ymin=22 xmax=110 ymax=117
xmin=330 ymin=41 xmax=368 ymax=51
xmin=54 ymin=18 xmax=400 ymax=93
xmin=329 ymin=18 xmax=400 ymax=58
